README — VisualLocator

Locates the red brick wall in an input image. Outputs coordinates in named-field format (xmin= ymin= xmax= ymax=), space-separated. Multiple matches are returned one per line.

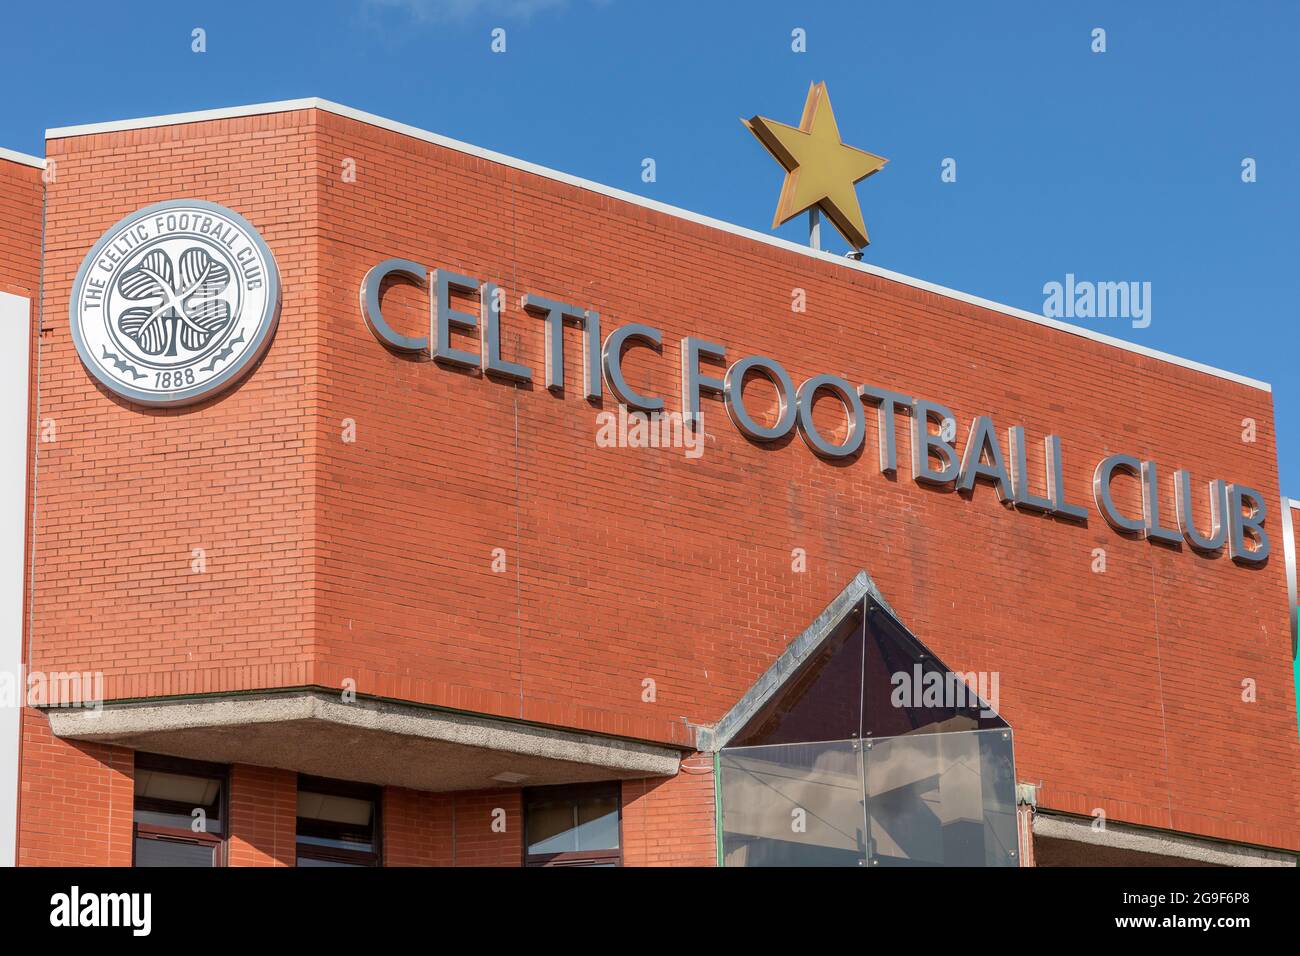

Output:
xmin=17 ymin=711 xmax=133 ymax=866
xmin=449 ymin=789 xmax=523 ymax=867
xmin=383 ymin=787 xmax=525 ymax=866
xmin=384 ymin=787 xmax=454 ymax=866
xmin=0 ymin=154 xmax=41 ymax=298
xmin=622 ymin=757 xmax=717 ymax=867
xmin=20 ymin=104 xmax=1298 ymax=862
xmin=28 ymin=113 xmax=321 ymax=704
xmin=228 ymin=765 xmax=296 ymax=866
xmin=384 ymin=788 xmax=523 ymax=867
xmin=307 ymin=109 xmax=1295 ymax=850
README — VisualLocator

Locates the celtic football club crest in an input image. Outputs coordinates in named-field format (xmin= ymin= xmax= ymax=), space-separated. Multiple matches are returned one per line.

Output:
xmin=69 ymin=199 xmax=280 ymax=406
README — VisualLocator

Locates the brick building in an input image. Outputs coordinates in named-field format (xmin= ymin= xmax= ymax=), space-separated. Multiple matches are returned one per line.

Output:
xmin=1 ymin=99 xmax=1296 ymax=867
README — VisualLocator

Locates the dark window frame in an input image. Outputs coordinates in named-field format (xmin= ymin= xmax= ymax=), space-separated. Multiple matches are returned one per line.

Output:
xmin=132 ymin=752 xmax=229 ymax=868
xmin=296 ymin=774 xmax=382 ymax=867
xmin=522 ymin=781 xmax=623 ymax=867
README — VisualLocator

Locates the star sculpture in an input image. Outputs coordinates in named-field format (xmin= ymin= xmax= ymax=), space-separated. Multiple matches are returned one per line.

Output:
xmin=743 ymin=82 xmax=888 ymax=250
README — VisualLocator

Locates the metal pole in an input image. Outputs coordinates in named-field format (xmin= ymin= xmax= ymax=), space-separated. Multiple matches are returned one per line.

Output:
xmin=808 ymin=207 xmax=821 ymax=251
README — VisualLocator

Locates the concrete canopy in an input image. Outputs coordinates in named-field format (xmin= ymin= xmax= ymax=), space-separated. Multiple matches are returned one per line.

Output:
xmin=46 ymin=690 xmax=681 ymax=792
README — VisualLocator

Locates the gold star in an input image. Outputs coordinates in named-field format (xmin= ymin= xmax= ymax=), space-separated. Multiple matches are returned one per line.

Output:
xmin=743 ymin=82 xmax=887 ymax=250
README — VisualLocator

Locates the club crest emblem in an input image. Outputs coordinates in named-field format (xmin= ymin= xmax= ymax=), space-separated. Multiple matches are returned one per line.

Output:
xmin=69 ymin=199 xmax=280 ymax=406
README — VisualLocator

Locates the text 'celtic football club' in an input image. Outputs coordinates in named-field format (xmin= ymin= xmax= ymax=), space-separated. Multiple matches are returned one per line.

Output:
xmin=359 ymin=257 xmax=1270 ymax=568
xmin=82 ymin=211 xmax=266 ymax=313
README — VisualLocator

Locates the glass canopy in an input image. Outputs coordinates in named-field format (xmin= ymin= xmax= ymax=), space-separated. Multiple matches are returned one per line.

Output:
xmin=718 ymin=595 xmax=1017 ymax=867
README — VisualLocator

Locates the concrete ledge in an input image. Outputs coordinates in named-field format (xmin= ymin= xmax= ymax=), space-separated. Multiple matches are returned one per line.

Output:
xmin=46 ymin=690 xmax=680 ymax=792
xmin=1033 ymin=812 xmax=1296 ymax=867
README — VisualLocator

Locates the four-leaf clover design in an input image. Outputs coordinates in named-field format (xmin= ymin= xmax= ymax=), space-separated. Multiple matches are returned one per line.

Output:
xmin=116 ymin=246 xmax=233 ymax=357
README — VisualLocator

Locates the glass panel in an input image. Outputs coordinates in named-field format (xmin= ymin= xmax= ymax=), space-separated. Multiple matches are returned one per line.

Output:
xmin=526 ymin=798 xmax=578 ymax=855
xmin=729 ymin=607 xmax=864 ymax=746
xmin=297 ymin=787 xmax=376 ymax=852
xmin=525 ymin=786 xmax=619 ymax=855
xmin=718 ymin=591 xmax=1018 ymax=867
xmin=134 ymin=837 xmax=216 ymax=867
xmin=574 ymin=792 xmax=619 ymax=851
xmin=863 ymin=728 xmax=1017 ymax=867
xmin=862 ymin=602 xmax=1008 ymax=738
xmin=297 ymin=791 xmax=374 ymax=827
xmin=135 ymin=769 xmax=220 ymax=806
xmin=727 ymin=595 xmax=1010 ymax=751
xmin=133 ymin=767 xmax=223 ymax=834
xmin=720 ymin=740 xmax=865 ymax=867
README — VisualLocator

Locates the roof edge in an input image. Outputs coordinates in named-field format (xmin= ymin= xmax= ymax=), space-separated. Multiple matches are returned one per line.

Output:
xmin=0 ymin=146 xmax=45 ymax=169
xmin=45 ymin=97 xmax=1270 ymax=393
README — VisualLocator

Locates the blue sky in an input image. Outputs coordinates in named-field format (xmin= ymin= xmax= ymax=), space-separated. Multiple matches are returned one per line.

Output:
xmin=3 ymin=1 xmax=1298 ymax=490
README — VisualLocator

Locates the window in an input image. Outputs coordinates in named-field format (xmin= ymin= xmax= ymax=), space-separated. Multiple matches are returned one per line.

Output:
xmin=296 ymin=776 xmax=381 ymax=867
xmin=523 ymin=782 xmax=622 ymax=866
xmin=132 ymin=754 xmax=226 ymax=867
